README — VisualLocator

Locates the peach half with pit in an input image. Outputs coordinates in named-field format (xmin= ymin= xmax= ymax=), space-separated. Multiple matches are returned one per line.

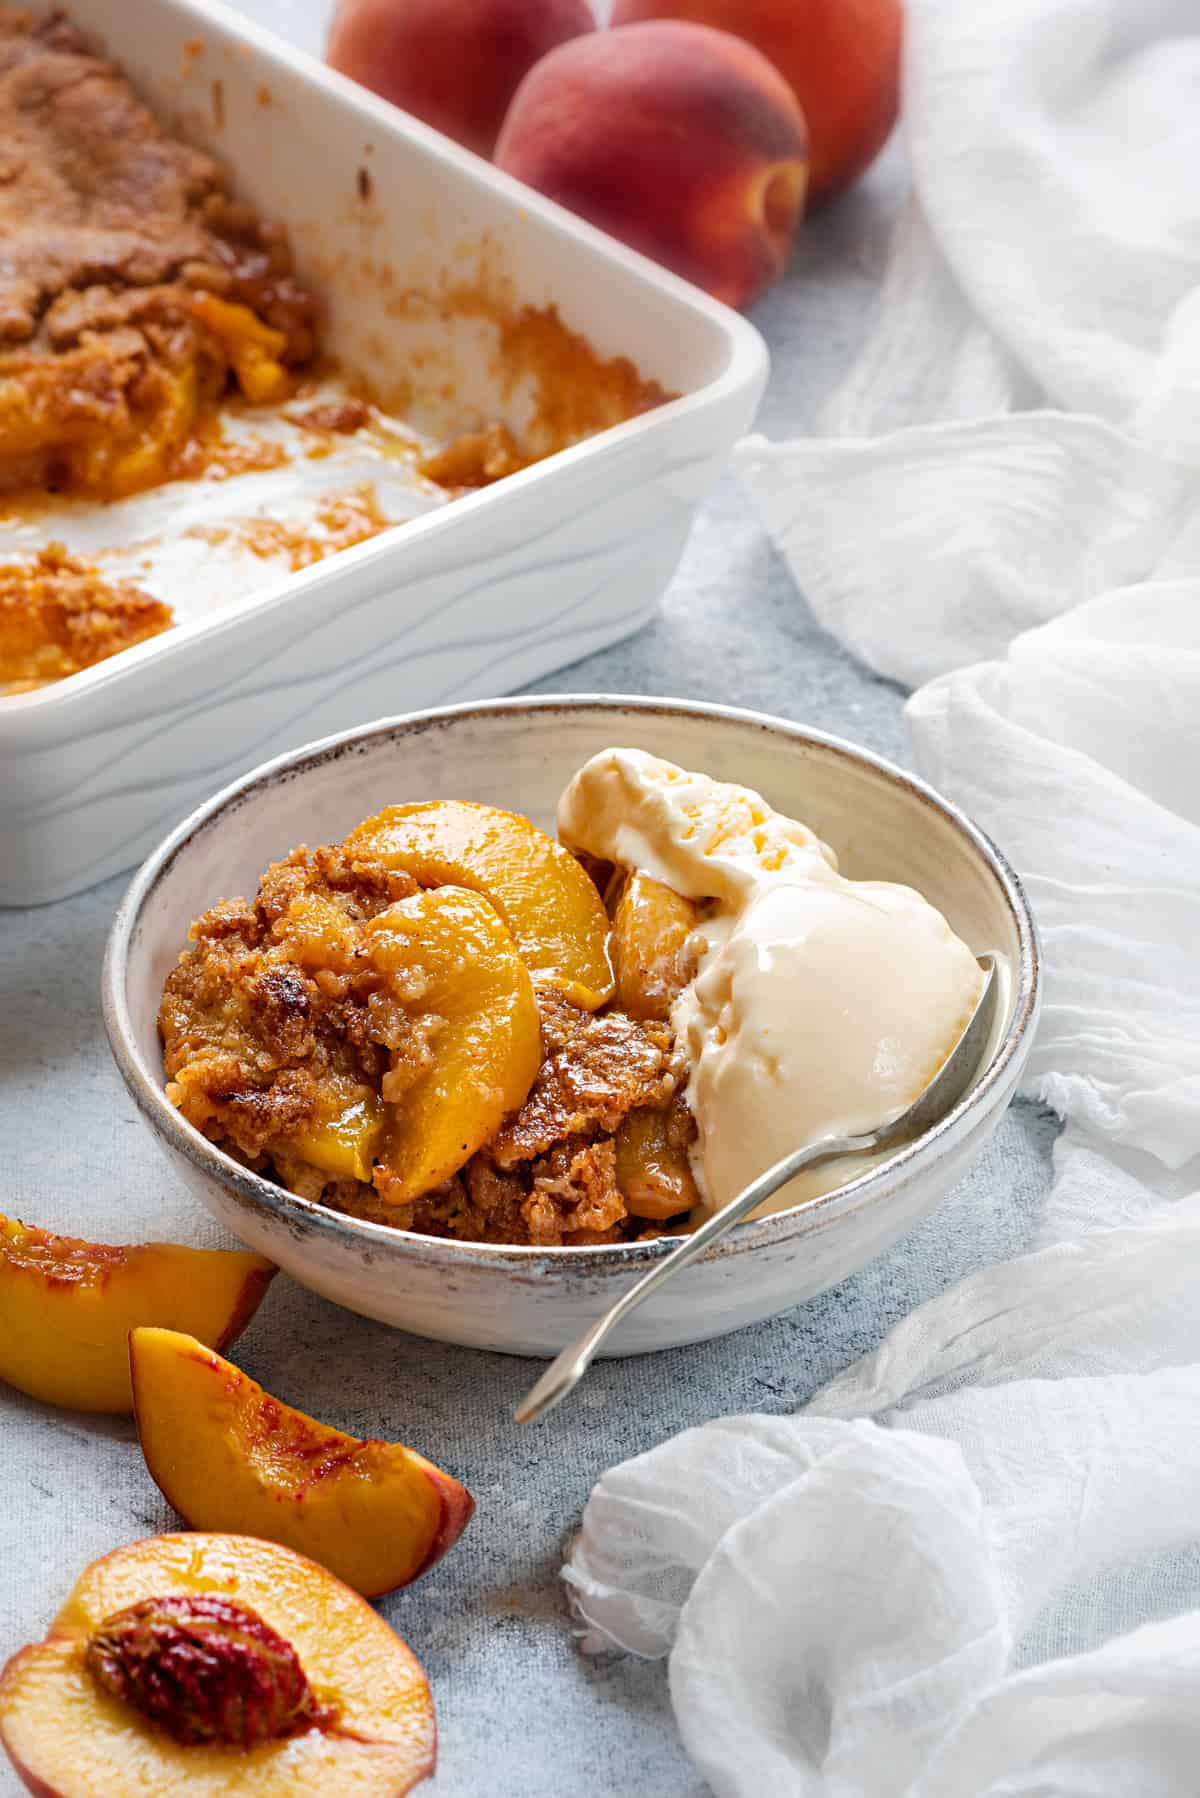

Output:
xmin=130 ymin=1327 xmax=474 ymax=1596
xmin=0 ymin=1533 xmax=435 ymax=1796
xmin=0 ymin=1215 xmax=275 ymax=1413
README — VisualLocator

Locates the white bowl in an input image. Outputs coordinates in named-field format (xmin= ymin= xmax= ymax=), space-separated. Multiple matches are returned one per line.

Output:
xmin=103 ymin=697 xmax=1040 ymax=1357
xmin=1 ymin=0 xmax=765 ymax=905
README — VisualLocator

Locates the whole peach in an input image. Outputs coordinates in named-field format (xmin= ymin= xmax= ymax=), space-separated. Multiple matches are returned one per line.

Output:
xmin=326 ymin=0 xmax=595 ymax=159
xmin=611 ymin=0 xmax=902 ymax=205
xmin=495 ymin=22 xmax=808 ymax=309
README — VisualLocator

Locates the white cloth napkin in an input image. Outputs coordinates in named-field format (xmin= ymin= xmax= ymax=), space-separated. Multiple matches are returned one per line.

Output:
xmin=564 ymin=0 xmax=1200 ymax=1789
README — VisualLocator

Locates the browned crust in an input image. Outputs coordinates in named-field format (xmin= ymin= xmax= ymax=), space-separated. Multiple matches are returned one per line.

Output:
xmin=0 ymin=8 xmax=318 ymax=499
xmin=161 ymin=843 xmax=695 ymax=1248
xmin=0 ymin=544 xmax=172 ymax=687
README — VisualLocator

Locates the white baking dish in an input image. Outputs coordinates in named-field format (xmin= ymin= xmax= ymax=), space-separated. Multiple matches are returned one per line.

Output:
xmin=0 ymin=0 xmax=766 ymax=906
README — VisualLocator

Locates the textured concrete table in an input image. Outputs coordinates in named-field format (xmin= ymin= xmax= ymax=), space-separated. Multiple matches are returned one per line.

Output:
xmin=0 ymin=11 xmax=1055 ymax=1792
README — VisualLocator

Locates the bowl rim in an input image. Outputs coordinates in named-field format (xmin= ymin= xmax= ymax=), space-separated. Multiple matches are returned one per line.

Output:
xmin=103 ymin=693 xmax=1041 ymax=1274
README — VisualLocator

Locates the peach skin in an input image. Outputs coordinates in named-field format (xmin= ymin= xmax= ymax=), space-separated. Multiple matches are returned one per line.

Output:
xmin=611 ymin=0 xmax=902 ymax=205
xmin=0 ymin=1215 xmax=275 ymax=1413
xmin=326 ymin=0 xmax=594 ymax=158
xmin=0 ymin=1533 xmax=435 ymax=1796
xmin=495 ymin=21 xmax=808 ymax=308
xmin=130 ymin=1328 xmax=474 ymax=1596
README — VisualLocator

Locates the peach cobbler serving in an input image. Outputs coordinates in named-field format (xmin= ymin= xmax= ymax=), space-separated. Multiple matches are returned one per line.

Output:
xmin=159 ymin=751 xmax=987 ymax=1247
xmin=159 ymin=800 xmax=700 ymax=1248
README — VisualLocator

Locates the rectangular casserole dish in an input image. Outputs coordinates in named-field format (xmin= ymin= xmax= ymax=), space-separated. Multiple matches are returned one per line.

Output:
xmin=0 ymin=0 xmax=767 ymax=905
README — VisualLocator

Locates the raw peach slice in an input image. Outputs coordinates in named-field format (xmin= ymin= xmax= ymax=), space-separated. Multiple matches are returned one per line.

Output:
xmin=345 ymin=799 xmax=614 ymax=1008
xmin=0 ymin=1532 xmax=435 ymax=1796
xmin=130 ymin=1327 xmax=474 ymax=1596
xmin=608 ymin=870 xmax=700 ymax=1021
xmin=363 ymin=885 xmax=542 ymax=1203
xmin=0 ymin=1216 xmax=275 ymax=1414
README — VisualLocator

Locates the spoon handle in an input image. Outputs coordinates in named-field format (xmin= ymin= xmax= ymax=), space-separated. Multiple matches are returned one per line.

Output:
xmin=514 ymin=1127 xmax=876 ymax=1425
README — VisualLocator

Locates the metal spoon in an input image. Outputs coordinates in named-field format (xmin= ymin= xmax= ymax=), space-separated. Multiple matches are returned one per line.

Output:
xmin=514 ymin=954 xmax=999 ymax=1425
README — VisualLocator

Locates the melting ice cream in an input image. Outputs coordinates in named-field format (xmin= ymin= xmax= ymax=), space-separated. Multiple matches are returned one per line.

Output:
xmin=559 ymin=748 xmax=985 ymax=1215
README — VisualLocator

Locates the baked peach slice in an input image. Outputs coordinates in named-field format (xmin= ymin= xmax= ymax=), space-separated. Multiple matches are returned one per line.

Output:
xmin=363 ymin=885 xmax=542 ymax=1203
xmin=345 ymin=799 xmax=614 ymax=1008
xmin=608 ymin=869 xmax=700 ymax=1021
xmin=0 ymin=1532 xmax=435 ymax=1796
xmin=0 ymin=1216 xmax=275 ymax=1413
xmin=292 ymin=1080 xmax=386 ymax=1184
xmin=130 ymin=1327 xmax=474 ymax=1596
xmin=614 ymin=1104 xmax=700 ymax=1222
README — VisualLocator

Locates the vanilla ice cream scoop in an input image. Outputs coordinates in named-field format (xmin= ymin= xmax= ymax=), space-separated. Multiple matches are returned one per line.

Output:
xmin=558 ymin=745 xmax=840 ymax=902
xmin=559 ymin=748 xmax=986 ymax=1216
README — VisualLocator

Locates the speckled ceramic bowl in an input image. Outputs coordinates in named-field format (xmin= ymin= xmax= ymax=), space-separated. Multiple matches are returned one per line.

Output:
xmin=103 ymin=697 xmax=1040 ymax=1357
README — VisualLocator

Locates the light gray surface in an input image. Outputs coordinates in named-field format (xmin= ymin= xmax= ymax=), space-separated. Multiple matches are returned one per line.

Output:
xmin=0 ymin=14 xmax=1057 ymax=1796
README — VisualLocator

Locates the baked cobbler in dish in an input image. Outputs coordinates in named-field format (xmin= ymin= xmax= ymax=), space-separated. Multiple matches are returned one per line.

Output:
xmin=0 ymin=9 xmax=318 ymax=501
xmin=0 ymin=9 xmax=671 ymax=696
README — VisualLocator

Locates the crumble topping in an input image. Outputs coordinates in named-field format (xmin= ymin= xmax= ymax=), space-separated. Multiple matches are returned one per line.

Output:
xmin=160 ymin=843 xmax=697 ymax=1247
xmin=0 ymin=543 xmax=172 ymax=688
xmin=0 ymin=8 xmax=318 ymax=498
xmin=159 ymin=845 xmax=418 ymax=1158
xmin=490 ymin=991 xmax=676 ymax=1169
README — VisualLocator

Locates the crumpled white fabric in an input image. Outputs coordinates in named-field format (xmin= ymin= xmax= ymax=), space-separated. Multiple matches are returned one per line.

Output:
xmin=737 ymin=0 xmax=1200 ymax=690
xmin=909 ymin=586 xmax=1200 ymax=1162
xmin=563 ymin=0 xmax=1200 ymax=1789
